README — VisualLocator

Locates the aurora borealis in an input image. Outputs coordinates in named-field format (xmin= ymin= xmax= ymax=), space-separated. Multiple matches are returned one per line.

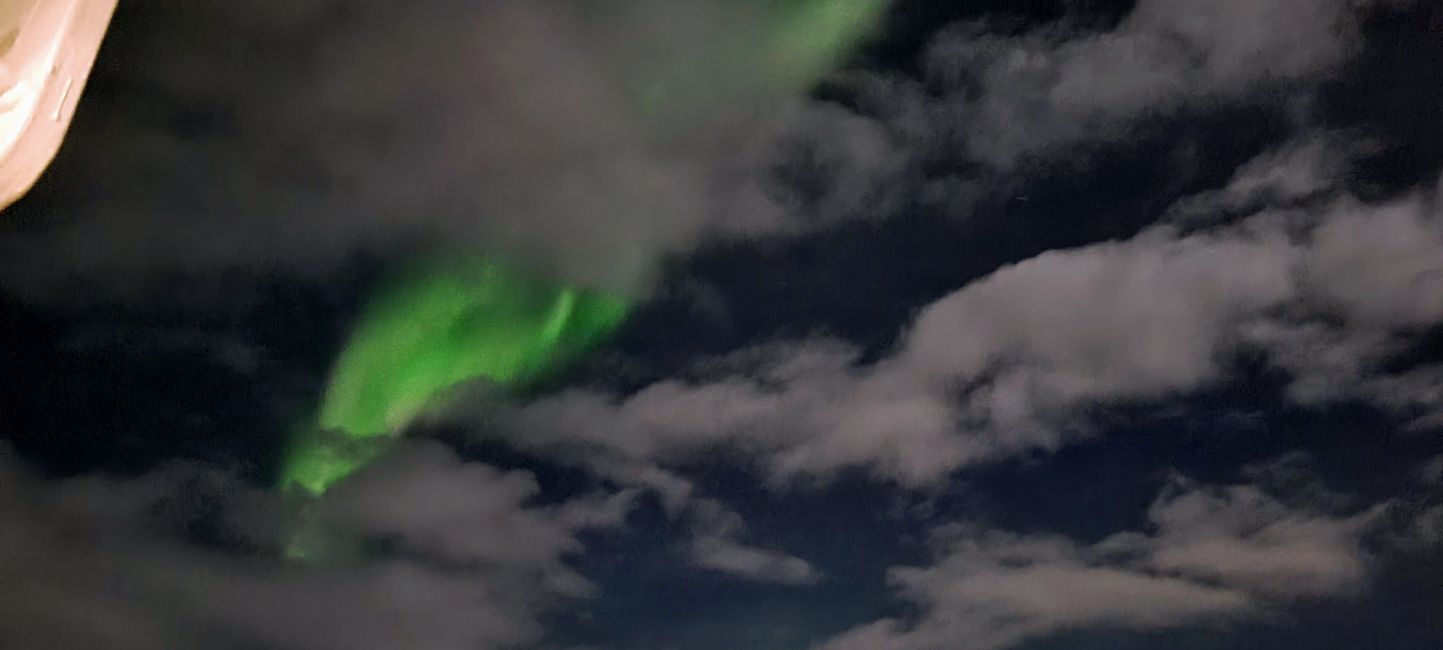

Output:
xmin=628 ymin=0 xmax=891 ymax=121
xmin=7 ymin=1 xmax=1443 ymax=649
xmin=278 ymin=0 xmax=894 ymax=501
xmin=280 ymin=258 xmax=629 ymax=497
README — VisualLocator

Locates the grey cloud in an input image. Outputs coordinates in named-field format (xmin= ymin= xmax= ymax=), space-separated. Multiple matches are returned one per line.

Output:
xmin=460 ymin=403 xmax=824 ymax=586
xmin=1245 ymin=179 xmax=1443 ymax=423
xmin=687 ymin=499 xmax=821 ymax=586
xmin=482 ymin=147 xmax=1443 ymax=489
xmin=724 ymin=103 xmax=914 ymax=234
xmin=1120 ymin=480 xmax=1380 ymax=599
xmin=1164 ymin=134 xmax=1379 ymax=227
xmin=317 ymin=443 xmax=632 ymax=598
xmin=0 ymin=0 xmax=1379 ymax=301
xmin=497 ymin=223 xmax=1303 ymax=488
xmin=822 ymin=544 xmax=1248 ymax=650
xmin=1419 ymin=456 xmax=1443 ymax=485
xmin=553 ymin=488 xmax=642 ymax=531
xmin=914 ymin=0 xmax=1372 ymax=170
xmin=819 ymin=465 xmax=1388 ymax=650
xmin=895 ymin=227 xmax=1296 ymax=412
xmin=498 ymin=339 xmax=968 ymax=488
xmin=1402 ymin=458 xmax=1443 ymax=547
xmin=689 ymin=539 xmax=821 ymax=586
xmin=0 ymin=443 xmax=622 ymax=650
xmin=1304 ymin=191 xmax=1443 ymax=328
xmin=1415 ymin=507 xmax=1443 ymax=546
xmin=0 ymin=0 xmax=890 ymax=300
xmin=1384 ymin=457 xmax=1443 ymax=550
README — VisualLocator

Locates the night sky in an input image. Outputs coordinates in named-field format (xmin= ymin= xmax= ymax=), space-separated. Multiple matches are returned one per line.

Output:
xmin=2 ymin=1 xmax=1443 ymax=649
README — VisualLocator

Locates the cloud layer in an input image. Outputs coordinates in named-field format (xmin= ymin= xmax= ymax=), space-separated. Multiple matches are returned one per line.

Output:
xmin=0 ymin=0 xmax=892 ymax=298
xmin=496 ymin=161 xmax=1442 ymax=488
xmin=2 ymin=1 xmax=1440 ymax=649
xmin=821 ymin=460 xmax=1391 ymax=650
xmin=0 ymin=443 xmax=629 ymax=650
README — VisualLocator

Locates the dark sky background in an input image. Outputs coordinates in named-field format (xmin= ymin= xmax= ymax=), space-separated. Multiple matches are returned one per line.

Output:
xmin=2 ymin=1 xmax=1443 ymax=650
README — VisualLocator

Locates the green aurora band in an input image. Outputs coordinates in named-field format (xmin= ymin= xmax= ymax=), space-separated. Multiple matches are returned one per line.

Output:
xmin=632 ymin=0 xmax=892 ymax=120
xmin=279 ymin=0 xmax=892 ymax=500
xmin=281 ymin=258 xmax=628 ymax=497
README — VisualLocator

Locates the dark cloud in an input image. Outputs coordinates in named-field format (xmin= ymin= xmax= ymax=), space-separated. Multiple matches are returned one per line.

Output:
xmin=0 ymin=0 xmax=895 ymax=300
xmin=0 ymin=443 xmax=630 ymax=650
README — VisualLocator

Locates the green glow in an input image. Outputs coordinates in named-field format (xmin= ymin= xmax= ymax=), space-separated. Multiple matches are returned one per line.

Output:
xmin=276 ymin=0 xmax=893 ymax=504
xmin=279 ymin=258 xmax=629 ymax=497
xmin=280 ymin=426 xmax=394 ymax=498
xmin=636 ymin=0 xmax=891 ymax=120
xmin=323 ymin=258 xmax=628 ymax=438
xmin=773 ymin=0 xmax=891 ymax=73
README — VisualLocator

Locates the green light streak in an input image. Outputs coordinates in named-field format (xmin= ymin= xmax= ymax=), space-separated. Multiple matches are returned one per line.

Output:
xmin=276 ymin=0 xmax=894 ymax=510
xmin=636 ymin=0 xmax=890 ymax=119
xmin=280 ymin=426 xmax=394 ymax=498
xmin=279 ymin=258 xmax=629 ymax=497
xmin=774 ymin=0 xmax=890 ymax=73
xmin=320 ymin=259 xmax=621 ymax=438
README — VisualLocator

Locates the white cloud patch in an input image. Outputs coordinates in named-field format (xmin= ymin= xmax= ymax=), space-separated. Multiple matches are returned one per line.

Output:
xmin=818 ymin=466 xmax=1388 ymax=650
xmin=909 ymin=0 xmax=1374 ymax=171
xmin=1304 ymin=193 xmax=1443 ymax=328
xmin=482 ymin=145 xmax=1443 ymax=489
xmin=1165 ymin=133 xmax=1378 ymax=226
xmin=687 ymin=499 xmax=821 ymax=586
xmin=1244 ymin=179 xmax=1443 ymax=424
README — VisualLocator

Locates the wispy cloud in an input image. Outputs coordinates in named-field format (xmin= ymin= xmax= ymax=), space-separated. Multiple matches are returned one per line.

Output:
xmin=820 ymin=459 xmax=1394 ymax=650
